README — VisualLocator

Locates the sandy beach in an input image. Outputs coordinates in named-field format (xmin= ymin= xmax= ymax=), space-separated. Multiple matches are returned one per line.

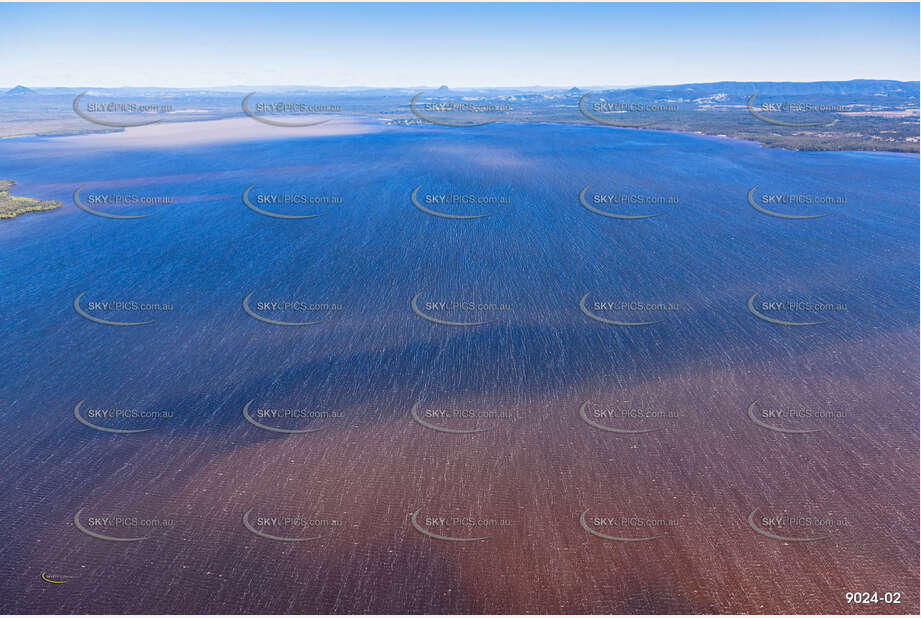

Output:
xmin=48 ymin=116 xmax=387 ymax=149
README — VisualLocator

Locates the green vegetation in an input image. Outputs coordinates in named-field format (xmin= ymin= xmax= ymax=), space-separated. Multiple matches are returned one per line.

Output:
xmin=1 ymin=81 xmax=917 ymax=152
xmin=0 ymin=180 xmax=61 ymax=219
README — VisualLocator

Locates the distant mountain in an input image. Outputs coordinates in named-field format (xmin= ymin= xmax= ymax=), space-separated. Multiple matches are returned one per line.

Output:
xmin=596 ymin=79 xmax=920 ymax=101
xmin=4 ymin=85 xmax=36 ymax=96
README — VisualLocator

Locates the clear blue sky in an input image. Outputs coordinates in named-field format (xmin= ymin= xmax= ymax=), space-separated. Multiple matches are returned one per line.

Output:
xmin=1 ymin=2 xmax=918 ymax=88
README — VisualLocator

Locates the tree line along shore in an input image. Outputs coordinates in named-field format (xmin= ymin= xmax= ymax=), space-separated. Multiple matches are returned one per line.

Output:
xmin=0 ymin=180 xmax=61 ymax=220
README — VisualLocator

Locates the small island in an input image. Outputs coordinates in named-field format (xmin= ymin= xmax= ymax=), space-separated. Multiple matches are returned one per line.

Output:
xmin=0 ymin=180 xmax=61 ymax=219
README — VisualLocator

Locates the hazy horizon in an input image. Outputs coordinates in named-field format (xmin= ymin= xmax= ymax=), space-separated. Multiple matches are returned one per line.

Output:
xmin=5 ymin=78 xmax=919 ymax=92
xmin=1 ymin=2 xmax=918 ymax=88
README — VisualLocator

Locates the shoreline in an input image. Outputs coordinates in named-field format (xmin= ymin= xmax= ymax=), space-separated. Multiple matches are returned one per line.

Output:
xmin=28 ymin=115 xmax=387 ymax=149
xmin=2 ymin=112 xmax=917 ymax=154
xmin=0 ymin=179 xmax=61 ymax=220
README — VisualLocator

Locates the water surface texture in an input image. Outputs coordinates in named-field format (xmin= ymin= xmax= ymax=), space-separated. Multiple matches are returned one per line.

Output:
xmin=0 ymin=120 xmax=917 ymax=613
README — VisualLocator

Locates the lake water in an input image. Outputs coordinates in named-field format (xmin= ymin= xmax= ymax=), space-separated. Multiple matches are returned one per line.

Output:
xmin=0 ymin=120 xmax=917 ymax=613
